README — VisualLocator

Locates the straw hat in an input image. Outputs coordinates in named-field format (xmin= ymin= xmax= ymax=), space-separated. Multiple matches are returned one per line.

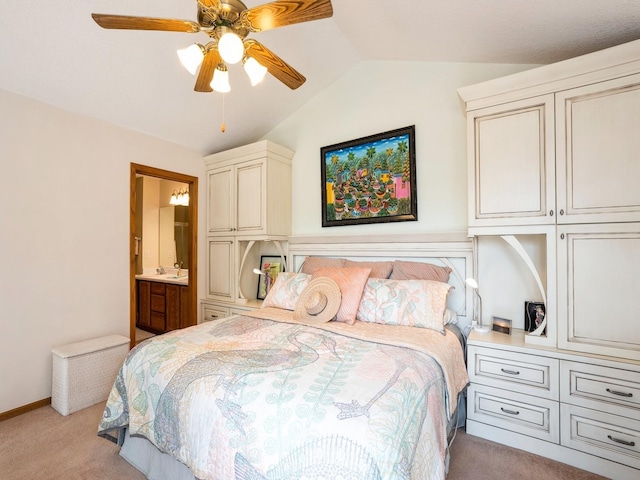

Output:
xmin=293 ymin=277 xmax=342 ymax=324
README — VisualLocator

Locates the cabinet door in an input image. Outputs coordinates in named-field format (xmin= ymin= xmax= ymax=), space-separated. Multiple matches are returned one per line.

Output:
xmin=556 ymin=74 xmax=640 ymax=224
xmin=207 ymin=237 xmax=235 ymax=302
xmin=236 ymin=159 xmax=265 ymax=234
xmin=468 ymin=94 xmax=555 ymax=227
xmin=137 ymin=280 xmax=151 ymax=328
xmin=557 ymin=223 xmax=640 ymax=360
xmin=208 ymin=165 xmax=234 ymax=234
xmin=165 ymin=284 xmax=180 ymax=331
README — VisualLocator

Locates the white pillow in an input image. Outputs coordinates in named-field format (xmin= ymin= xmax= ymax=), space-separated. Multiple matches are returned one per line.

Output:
xmin=261 ymin=272 xmax=311 ymax=311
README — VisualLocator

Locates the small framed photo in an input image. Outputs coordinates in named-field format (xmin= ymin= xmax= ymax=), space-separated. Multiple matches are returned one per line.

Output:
xmin=492 ymin=316 xmax=512 ymax=335
xmin=524 ymin=301 xmax=546 ymax=334
xmin=256 ymin=256 xmax=285 ymax=300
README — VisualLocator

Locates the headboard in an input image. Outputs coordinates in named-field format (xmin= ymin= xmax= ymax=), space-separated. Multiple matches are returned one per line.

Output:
xmin=288 ymin=232 xmax=474 ymax=332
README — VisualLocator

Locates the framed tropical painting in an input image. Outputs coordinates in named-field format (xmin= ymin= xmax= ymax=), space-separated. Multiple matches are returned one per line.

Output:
xmin=321 ymin=126 xmax=418 ymax=227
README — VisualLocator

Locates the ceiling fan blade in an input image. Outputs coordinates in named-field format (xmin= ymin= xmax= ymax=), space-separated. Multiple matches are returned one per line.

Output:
xmin=194 ymin=48 xmax=222 ymax=92
xmin=91 ymin=14 xmax=200 ymax=33
xmin=245 ymin=0 xmax=333 ymax=32
xmin=244 ymin=39 xmax=305 ymax=89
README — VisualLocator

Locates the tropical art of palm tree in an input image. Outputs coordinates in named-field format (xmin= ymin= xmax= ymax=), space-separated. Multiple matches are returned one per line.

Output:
xmin=323 ymin=129 xmax=413 ymax=222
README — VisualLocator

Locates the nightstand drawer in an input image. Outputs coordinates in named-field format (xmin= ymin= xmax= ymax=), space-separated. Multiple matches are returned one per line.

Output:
xmin=561 ymin=404 xmax=640 ymax=470
xmin=469 ymin=345 xmax=559 ymax=400
xmin=468 ymin=384 xmax=559 ymax=443
xmin=202 ymin=305 xmax=230 ymax=322
xmin=561 ymin=360 xmax=640 ymax=417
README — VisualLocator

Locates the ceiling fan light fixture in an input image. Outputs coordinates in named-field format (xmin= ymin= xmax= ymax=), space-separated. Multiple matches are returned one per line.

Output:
xmin=243 ymin=56 xmax=268 ymax=86
xmin=211 ymin=64 xmax=231 ymax=93
xmin=217 ymin=31 xmax=244 ymax=64
xmin=177 ymin=43 xmax=205 ymax=75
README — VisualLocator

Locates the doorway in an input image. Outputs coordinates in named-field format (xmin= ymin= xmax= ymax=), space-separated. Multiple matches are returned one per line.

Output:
xmin=130 ymin=163 xmax=198 ymax=348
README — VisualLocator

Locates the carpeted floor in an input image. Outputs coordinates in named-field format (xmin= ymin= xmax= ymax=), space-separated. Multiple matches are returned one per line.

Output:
xmin=0 ymin=402 xmax=608 ymax=480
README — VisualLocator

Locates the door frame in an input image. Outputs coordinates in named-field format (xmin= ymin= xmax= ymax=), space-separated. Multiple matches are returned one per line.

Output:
xmin=130 ymin=163 xmax=198 ymax=348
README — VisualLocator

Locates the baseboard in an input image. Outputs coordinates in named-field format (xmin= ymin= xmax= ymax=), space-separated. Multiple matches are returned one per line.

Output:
xmin=466 ymin=419 xmax=639 ymax=480
xmin=0 ymin=397 xmax=51 ymax=422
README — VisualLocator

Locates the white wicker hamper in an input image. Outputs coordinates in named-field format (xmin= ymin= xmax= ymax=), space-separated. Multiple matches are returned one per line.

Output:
xmin=51 ymin=334 xmax=130 ymax=416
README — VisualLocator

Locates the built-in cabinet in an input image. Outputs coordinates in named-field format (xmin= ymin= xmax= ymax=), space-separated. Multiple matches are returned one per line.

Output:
xmin=467 ymin=330 xmax=640 ymax=480
xmin=137 ymin=280 xmax=191 ymax=334
xmin=202 ymin=140 xmax=294 ymax=319
xmin=459 ymin=39 xmax=640 ymax=477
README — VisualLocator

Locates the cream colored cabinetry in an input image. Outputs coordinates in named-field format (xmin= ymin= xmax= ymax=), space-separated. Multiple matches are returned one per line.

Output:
xmin=460 ymin=40 xmax=640 ymax=477
xmin=468 ymin=330 xmax=640 ymax=479
xmin=555 ymin=74 xmax=640 ymax=225
xmin=464 ymin=73 xmax=640 ymax=230
xmin=557 ymin=223 xmax=640 ymax=360
xmin=206 ymin=142 xmax=292 ymax=237
xmin=201 ymin=300 xmax=257 ymax=323
xmin=465 ymin=94 xmax=556 ymax=228
xmin=203 ymin=140 xmax=293 ymax=317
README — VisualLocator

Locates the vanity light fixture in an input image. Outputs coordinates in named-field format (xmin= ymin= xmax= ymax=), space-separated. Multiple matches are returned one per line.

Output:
xmin=170 ymin=189 xmax=190 ymax=206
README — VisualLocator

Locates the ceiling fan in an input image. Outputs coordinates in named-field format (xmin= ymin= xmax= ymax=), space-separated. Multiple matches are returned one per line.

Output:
xmin=91 ymin=0 xmax=333 ymax=92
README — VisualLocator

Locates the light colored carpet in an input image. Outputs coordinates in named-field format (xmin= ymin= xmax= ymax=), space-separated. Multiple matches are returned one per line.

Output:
xmin=0 ymin=402 xmax=608 ymax=480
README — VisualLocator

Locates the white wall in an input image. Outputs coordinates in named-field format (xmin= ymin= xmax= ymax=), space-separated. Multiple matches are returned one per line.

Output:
xmin=0 ymin=89 xmax=205 ymax=413
xmin=266 ymin=60 xmax=543 ymax=330
xmin=267 ymin=61 xmax=536 ymax=236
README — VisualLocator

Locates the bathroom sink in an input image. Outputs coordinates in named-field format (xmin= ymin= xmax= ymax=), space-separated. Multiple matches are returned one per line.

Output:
xmin=166 ymin=274 xmax=188 ymax=279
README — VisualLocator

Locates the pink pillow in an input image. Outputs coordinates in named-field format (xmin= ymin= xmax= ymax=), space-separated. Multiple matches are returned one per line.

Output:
xmin=343 ymin=259 xmax=393 ymax=279
xmin=312 ymin=267 xmax=371 ymax=325
xmin=389 ymin=260 xmax=452 ymax=283
xmin=300 ymin=256 xmax=345 ymax=274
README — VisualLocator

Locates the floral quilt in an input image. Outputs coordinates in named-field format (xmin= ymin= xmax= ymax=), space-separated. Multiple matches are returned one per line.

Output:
xmin=99 ymin=314 xmax=468 ymax=480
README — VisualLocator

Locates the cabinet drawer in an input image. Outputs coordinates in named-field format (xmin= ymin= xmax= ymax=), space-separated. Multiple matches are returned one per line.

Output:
xmin=151 ymin=294 xmax=165 ymax=313
xmin=561 ymin=404 xmax=640 ymax=470
xmin=150 ymin=282 xmax=166 ymax=295
xmin=561 ymin=360 xmax=640 ymax=416
xmin=468 ymin=384 xmax=559 ymax=443
xmin=469 ymin=346 xmax=559 ymax=400
xmin=202 ymin=305 xmax=230 ymax=323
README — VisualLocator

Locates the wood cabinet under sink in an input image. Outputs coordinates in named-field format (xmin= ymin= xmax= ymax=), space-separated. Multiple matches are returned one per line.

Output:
xmin=137 ymin=280 xmax=191 ymax=334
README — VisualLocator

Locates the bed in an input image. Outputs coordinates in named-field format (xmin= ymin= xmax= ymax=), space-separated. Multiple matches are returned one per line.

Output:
xmin=99 ymin=235 xmax=472 ymax=480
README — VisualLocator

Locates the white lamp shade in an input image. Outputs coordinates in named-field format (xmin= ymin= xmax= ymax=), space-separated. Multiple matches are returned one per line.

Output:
xmin=177 ymin=44 xmax=204 ymax=75
xmin=211 ymin=65 xmax=231 ymax=93
xmin=218 ymin=32 xmax=244 ymax=64
xmin=465 ymin=278 xmax=479 ymax=290
xmin=243 ymin=57 xmax=268 ymax=86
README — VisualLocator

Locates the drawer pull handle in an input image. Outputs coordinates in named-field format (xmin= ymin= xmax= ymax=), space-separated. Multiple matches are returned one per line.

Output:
xmin=606 ymin=388 xmax=633 ymax=398
xmin=607 ymin=435 xmax=635 ymax=447
xmin=500 ymin=407 xmax=520 ymax=416
xmin=501 ymin=368 xmax=520 ymax=375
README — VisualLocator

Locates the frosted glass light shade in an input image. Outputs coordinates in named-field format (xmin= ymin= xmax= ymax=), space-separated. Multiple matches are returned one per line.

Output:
xmin=243 ymin=57 xmax=268 ymax=86
xmin=211 ymin=65 xmax=230 ymax=93
xmin=218 ymin=32 xmax=244 ymax=64
xmin=177 ymin=44 xmax=204 ymax=75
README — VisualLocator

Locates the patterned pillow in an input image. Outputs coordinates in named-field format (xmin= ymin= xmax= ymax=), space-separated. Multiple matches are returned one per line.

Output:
xmin=261 ymin=272 xmax=311 ymax=311
xmin=389 ymin=260 xmax=452 ymax=283
xmin=312 ymin=267 xmax=371 ymax=325
xmin=356 ymin=278 xmax=452 ymax=333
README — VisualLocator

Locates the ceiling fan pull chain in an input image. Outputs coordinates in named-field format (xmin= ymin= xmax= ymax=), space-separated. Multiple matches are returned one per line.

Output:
xmin=221 ymin=93 xmax=226 ymax=133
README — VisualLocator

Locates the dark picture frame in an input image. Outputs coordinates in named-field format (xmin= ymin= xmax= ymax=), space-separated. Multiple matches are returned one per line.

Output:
xmin=321 ymin=126 xmax=418 ymax=227
xmin=256 ymin=255 xmax=285 ymax=300
xmin=524 ymin=301 xmax=546 ymax=334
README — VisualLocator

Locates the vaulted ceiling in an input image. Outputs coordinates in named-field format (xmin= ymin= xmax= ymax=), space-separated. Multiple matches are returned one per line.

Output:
xmin=1 ymin=1 xmax=639 ymax=154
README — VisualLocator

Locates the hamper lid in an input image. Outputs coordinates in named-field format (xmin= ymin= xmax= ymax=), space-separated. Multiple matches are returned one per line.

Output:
xmin=52 ymin=335 xmax=130 ymax=358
